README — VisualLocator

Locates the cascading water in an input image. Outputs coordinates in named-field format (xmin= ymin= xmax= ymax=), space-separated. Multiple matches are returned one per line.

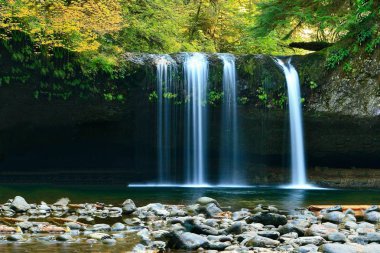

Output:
xmin=156 ymin=56 xmax=177 ymax=184
xmin=184 ymin=53 xmax=209 ymax=185
xmin=276 ymin=58 xmax=308 ymax=188
xmin=218 ymin=54 xmax=242 ymax=185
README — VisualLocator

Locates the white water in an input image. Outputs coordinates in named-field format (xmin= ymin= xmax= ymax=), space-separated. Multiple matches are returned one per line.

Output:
xmin=218 ymin=54 xmax=242 ymax=184
xmin=184 ymin=53 xmax=209 ymax=185
xmin=276 ymin=58 xmax=309 ymax=188
xmin=156 ymin=56 xmax=177 ymax=183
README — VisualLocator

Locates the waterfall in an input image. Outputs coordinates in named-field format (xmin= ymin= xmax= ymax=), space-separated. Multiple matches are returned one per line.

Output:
xmin=276 ymin=58 xmax=308 ymax=187
xmin=219 ymin=54 xmax=242 ymax=185
xmin=156 ymin=56 xmax=177 ymax=183
xmin=184 ymin=53 xmax=209 ymax=185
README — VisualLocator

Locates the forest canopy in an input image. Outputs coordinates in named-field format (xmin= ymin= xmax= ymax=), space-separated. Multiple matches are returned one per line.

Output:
xmin=0 ymin=0 xmax=379 ymax=57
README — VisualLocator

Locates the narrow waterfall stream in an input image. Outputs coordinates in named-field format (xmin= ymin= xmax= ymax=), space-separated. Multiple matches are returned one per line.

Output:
xmin=219 ymin=54 xmax=242 ymax=185
xmin=276 ymin=58 xmax=308 ymax=188
xmin=183 ymin=53 xmax=209 ymax=185
xmin=156 ymin=56 xmax=177 ymax=183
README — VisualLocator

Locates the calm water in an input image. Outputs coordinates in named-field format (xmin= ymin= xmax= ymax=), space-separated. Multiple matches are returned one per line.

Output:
xmin=0 ymin=185 xmax=379 ymax=210
xmin=0 ymin=185 xmax=379 ymax=252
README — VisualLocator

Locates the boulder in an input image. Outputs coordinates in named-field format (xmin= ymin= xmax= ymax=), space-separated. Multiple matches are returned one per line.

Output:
xmin=243 ymin=235 xmax=280 ymax=247
xmin=327 ymin=232 xmax=346 ymax=242
xmin=204 ymin=203 xmax=222 ymax=218
xmin=53 ymin=198 xmax=70 ymax=206
xmin=56 ymin=234 xmax=73 ymax=241
xmin=225 ymin=221 xmax=244 ymax=235
xmin=122 ymin=199 xmax=137 ymax=214
xmin=192 ymin=223 xmax=219 ymax=236
xmin=292 ymin=236 xmax=325 ymax=246
xmin=88 ymin=233 xmax=111 ymax=240
xmin=322 ymin=211 xmax=345 ymax=224
xmin=196 ymin=197 xmax=220 ymax=207
xmin=298 ymin=244 xmax=318 ymax=253
xmin=364 ymin=211 xmax=380 ymax=223
xmin=247 ymin=212 xmax=287 ymax=226
xmin=257 ymin=230 xmax=280 ymax=240
xmin=10 ymin=196 xmax=31 ymax=212
xmin=306 ymin=223 xmax=338 ymax=238
xmin=321 ymin=243 xmax=360 ymax=253
xmin=232 ymin=210 xmax=251 ymax=221
xmin=111 ymin=222 xmax=125 ymax=231
xmin=168 ymin=232 xmax=209 ymax=250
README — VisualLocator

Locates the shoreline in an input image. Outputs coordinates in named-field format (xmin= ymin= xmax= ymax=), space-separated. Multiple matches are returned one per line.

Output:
xmin=0 ymin=196 xmax=379 ymax=252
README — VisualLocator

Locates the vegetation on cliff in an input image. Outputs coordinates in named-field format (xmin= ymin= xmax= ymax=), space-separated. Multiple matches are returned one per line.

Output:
xmin=0 ymin=0 xmax=378 ymax=101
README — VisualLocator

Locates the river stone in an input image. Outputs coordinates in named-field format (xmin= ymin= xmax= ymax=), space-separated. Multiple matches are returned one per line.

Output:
xmin=327 ymin=232 xmax=346 ymax=242
xmin=292 ymin=236 xmax=325 ymax=246
xmin=111 ymin=222 xmax=125 ymax=231
xmin=88 ymin=233 xmax=111 ymax=240
xmin=277 ymin=221 xmax=307 ymax=236
xmin=16 ymin=221 xmax=33 ymax=230
xmin=258 ymin=230 xmax=280 ymax=240
xmin=169 ymin=232 xmax=209 ymax=250
xmin=322 ymin=211 xmax=345 ymax=224
xmin=366 ymin=232 xmax=380 ymax=243
xmin=91 ymin=224 xmax=110 ymax=231
xmin=344 ymin=221 xmax=358 ymax=230
xmin=56 ymin=234 xmax=73 ymax=241
xmin=349 ymin=235 xmax=368 ymax=245
xmin=149 ymin=240 xmax=166 ymax=250
xmin=137 ymin=228 xmax=151 ymax=244
xmin=152 ymin=230 xmax=171 ymax=241
xmin=53 ymin=198 xmax=70 ymax=206
xmin=207 ymin=235 xmax=233 ymax=242
xmin=365 ymin=205 xmax=380 ymax=213
xmin=122 ymin=199 xmax=137 ymax=214
xmin=321 ymin=243 xmax=360 ymax=253
xmin=196 ymin=197 xmax=220 ymax=207
xmin=186 ymin=204 xmax=201 ymax=215
xmin=244 ymin=235 xmax=280 ymax=247
xmin=204 ymin=203 xmax=222 ymax=218
xmin=10 ymin=196 xmax=31 ymax=212
xmin=326 ymin=206 xmax=343 ymax=213
xmin=208 ymin=241 xmax=231 ymax=250
xmin=345 ymin=208 xmax=356 ymax=215
xmin=102 ymin=238 xmax=117 ymax=244
xmin=365 ymin=243 xmax=380 ymax=253
xmin=64 ymin=222 xmax=82 ymax=230
xmin=279 ymin=232 xmax=298 ymax=242
xmin=306 ymin=223 xmax=338 ymax=238
xmin=192 ymin=223 xmax=218 ymax=236
xmin=247 ymin=212 xmax=287 ymax=226
xmin=364 ymin=211 xmax=380 ymax=223
xmin=298 ymin=244 xmax=318 ymax=253
xmin=232 ymin=210 xmax=251 ymax=221
xmin=225 ymin=221 xmax=243 ymax=235
xmin=7 ymin=234 xmax=24 ymax=241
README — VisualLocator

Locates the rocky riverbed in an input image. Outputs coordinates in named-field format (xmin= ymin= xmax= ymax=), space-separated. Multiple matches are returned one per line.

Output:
xmin=0 ymin=196 xmax=379 ymax=252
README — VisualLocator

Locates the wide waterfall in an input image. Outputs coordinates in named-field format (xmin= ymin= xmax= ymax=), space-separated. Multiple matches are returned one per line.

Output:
xmin=276 ymin=58 xmax=308 ymax=188
xmin=156 ymin=56 xmax=177 ymax=184
xmin=218 ymin=54 xmax=242 ymax=185
xmin=183 ymin=53 xmax=209 ymax=185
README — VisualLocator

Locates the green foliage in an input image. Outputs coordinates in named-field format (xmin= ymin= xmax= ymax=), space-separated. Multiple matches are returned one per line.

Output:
xmin=208 ymin=90 xmax=223 ymax=106
xmin=343 ymin=62 xmax=353 ymax=73
xmin=326 ymin=48 xmax=350 ymax=69
xmin=238 ymin=96 xmax=249 ymax=105
xmin=309 ymin=81 xmax=318 ymax=89
xmin=104 ymin=93 xmax=124 ymax=102
xmin=163 ymin=92 xmax=177 ymax=99
xmin=257 ymin=87 xmax=268 ymax=103
xmin=149 ymin=91 xmax=158 ymax=102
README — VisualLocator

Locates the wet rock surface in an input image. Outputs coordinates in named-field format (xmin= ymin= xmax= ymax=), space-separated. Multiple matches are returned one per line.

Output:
xmin=0 ymin=196 xmax=379 ymax=252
